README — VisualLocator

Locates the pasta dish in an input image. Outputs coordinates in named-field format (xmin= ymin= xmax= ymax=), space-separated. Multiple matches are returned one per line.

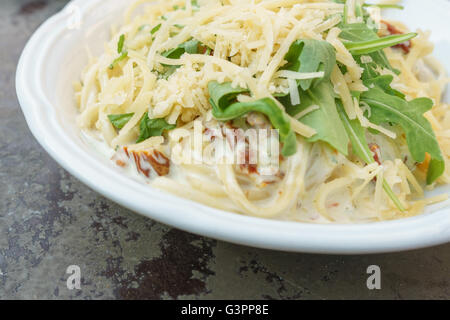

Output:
xmin=75 ymin=0 xmax=450 ymax=223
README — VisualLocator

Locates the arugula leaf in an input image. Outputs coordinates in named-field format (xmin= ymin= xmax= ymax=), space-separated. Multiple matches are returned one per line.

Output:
xmin=282 ymin=39 xmax=336 ymax=91
xmin=137 ymin=113 xmax=176 ymax=143
xmin=108 ymin=113 xmax=134 ymax=130
xmin=338 ymin=23 xmax=398 ymax=76
xmin=208 ymin=81 xmax=249 ymax=109
xmin=278 ymin=39 xmax=349 ymax=155
xmin=344 ymin=32 xmax=417 ymax=55
xmin=336 ymin=101 xmax=405 ymax=211
xmin=363 ymin=4 xmax=404 ymax=10
xmin=280 ymin=81 xmax=349 ymax=155
xmin=363 ymin=75 xmax=404 ymax=98
xmin=208 ymin=81 xmax=297 ymax=157
xmin=361 ymin=80 xmax=445 ymax=184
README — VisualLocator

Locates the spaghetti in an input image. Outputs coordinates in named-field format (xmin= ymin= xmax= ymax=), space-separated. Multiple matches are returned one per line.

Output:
xmin=75 ymin=0 xmax=450 ymax=223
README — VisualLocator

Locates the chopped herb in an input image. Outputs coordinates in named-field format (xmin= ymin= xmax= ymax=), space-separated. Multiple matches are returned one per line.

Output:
xmin=109 ymin=51 xmax=128 ymax=69
xmin=108 ymin=113 xmax=134 ymax=130
xmin=109 ymin=34 xmax=128 ymax=69
xmin=151 ymin=24 xmax=162 ymax=35
xmin=117 ymin=34 xmax=125 ymax=54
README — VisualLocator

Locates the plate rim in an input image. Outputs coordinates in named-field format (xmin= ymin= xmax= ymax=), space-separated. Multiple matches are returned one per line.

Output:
xmin=15 ymin=0 xmax=450 ymax=254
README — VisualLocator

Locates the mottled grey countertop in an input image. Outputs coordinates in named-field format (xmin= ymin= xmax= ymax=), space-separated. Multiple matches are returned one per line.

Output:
xmin=0 ymin=0 xmax=449 ymax=300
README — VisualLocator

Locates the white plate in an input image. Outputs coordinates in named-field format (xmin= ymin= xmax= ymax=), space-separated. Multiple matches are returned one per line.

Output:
xmin=16 ymin=0 xmax=450 ymax=254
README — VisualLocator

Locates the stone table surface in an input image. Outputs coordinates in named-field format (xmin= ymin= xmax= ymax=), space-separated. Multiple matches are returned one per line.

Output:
xmin=0 ymin=0 xmax=449 ymax=300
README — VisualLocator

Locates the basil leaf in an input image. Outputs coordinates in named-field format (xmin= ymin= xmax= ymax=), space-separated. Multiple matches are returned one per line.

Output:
xmin=137 ymin=113 xmax=176 ymax=143
xmin=282 ymin=39 xmax=336 ymax=91
xmin=280 ymin=81 xmax=349 ymax=155
xmin=208 ymin=81 xmax=297 ymax=157
xmin=108 ymin=113 xmax=134 ymax=130
xmin=361 ymin=82 xmax=445 ymax=184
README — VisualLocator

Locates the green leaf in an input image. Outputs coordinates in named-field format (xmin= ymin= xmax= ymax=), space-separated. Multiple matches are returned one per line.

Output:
xmin=108 ymin=113 xmax=134 ymax=130
xmin=339 ymin=22 xmax=381 ymax=43
xmin=282 ymin=39 xmax=336 ymax=91
xmin=280 ymin=81 xmax=349 ymax=155
xmin=137 ymin=113 xmax=176 ymax=143
xmin=361 ymin=83 xmax=445 ymax=184
xmin=336 ymin=101 xmax=372 ymax=163
xmin=338 ymin=23 xmax=398 ymax=76
xmin=344 ymin=32 xmax=417 ymax=55
xmin=208 ymin=81 xmax=297 ymax=157
xmin=363 ymin=75 xmax=405 ymax=98
xmin=336 ymin=101 xmax=405 ymax=211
